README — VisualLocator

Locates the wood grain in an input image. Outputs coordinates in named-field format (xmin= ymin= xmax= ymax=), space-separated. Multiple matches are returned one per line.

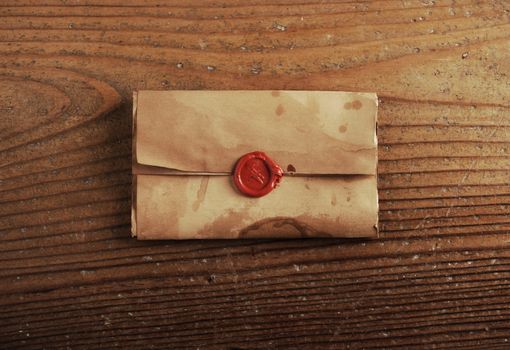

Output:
xmin=1 ymin=0 xmax=509 ymax=349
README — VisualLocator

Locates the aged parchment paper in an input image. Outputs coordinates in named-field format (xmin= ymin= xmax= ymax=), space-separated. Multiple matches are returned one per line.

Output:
xmin=132 ymin=90 xmax=378 ymax=239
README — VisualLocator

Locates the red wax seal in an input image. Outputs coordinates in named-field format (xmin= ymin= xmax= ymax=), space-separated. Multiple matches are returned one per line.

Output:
xmin=233 ymin=151 xmax=283 ymax=197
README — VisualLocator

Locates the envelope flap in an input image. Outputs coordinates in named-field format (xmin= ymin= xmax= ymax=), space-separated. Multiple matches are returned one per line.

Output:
xmin=134 ymin=90 xmax=377 ymax=175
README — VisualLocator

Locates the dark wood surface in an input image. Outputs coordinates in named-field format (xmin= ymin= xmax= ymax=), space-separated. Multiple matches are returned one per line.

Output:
xmin=1 ymin=1 xmax=510 ymax=349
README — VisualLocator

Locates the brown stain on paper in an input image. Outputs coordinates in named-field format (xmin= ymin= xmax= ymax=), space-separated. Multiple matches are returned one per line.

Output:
xmin=271 ymin=91 xmax=280 ymax=97
xmin=275 ymin=104 xmax=285 ymax=116
xmin=338 ymin=124 xmax=348 ymax=133
xmin=331 ymin=194 xmax=337 ymax=206
xmin=197 ymin=208 xmax=336 ymax=239
xmin=352 ymin=100 xmax=363 ymax=109
xmin=197 ymin=208 xmax=248 ymax=238
xmin=344 ymin=100 xmax=363 ymax=110
xmin=192 ymin=177 xmax=209 ymax=212
xmin=239 ymin=217 xmax=333 ymax=238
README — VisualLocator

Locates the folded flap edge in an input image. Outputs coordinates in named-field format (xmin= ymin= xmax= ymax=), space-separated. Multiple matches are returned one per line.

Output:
xmin=134 ymin=90 xmax=378 ymax=176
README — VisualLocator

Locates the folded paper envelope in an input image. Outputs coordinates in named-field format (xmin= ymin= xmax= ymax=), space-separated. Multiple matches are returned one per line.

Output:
xmin=132 ymin=90 xmax=379 ymax=239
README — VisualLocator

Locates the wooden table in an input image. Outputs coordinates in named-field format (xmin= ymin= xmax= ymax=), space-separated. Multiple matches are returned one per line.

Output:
xmin=1 ymin=1 xmax=510 ymax=349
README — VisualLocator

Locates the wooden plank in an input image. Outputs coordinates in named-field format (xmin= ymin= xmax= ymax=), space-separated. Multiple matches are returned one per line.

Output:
xmin=0 ymin=0 xmax=509 ymax=349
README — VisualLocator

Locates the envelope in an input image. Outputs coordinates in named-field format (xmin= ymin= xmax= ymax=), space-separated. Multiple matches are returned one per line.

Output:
xmin=132 ymin=90 xmax=379 ymax=239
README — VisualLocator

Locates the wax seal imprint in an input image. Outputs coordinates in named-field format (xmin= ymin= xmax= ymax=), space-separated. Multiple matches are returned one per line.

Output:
xmin=233 ymin=151 xmax=283 ymax=197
